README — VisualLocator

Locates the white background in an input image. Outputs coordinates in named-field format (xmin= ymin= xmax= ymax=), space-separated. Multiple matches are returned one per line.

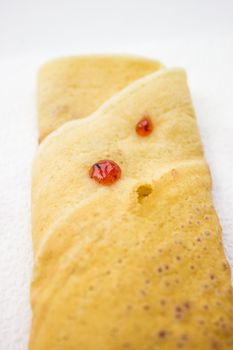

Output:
xmin=0 ymin=1 xmax=233 ymax=349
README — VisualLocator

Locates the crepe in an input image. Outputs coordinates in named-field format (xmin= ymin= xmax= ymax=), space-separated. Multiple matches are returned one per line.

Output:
xmin=37 ymin=55 xmax=162 ymax=142
xmin=30 ymin=67 xmax=233 ymax=349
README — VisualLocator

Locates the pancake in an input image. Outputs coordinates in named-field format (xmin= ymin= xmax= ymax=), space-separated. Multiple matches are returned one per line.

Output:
xmin=31 ymin=68 xmax=233 ymax=349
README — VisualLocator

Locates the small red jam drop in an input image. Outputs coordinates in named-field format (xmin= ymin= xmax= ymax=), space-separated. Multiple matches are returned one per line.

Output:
xmin=136 ymin=116 xmax=153 ymax=136
xmin=89 ymin=160 xmax=121 ymax=186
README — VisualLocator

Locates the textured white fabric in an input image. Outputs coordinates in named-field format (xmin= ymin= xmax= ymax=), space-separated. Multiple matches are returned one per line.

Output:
xmin=0 ymin=43 xmax=233 ymax=349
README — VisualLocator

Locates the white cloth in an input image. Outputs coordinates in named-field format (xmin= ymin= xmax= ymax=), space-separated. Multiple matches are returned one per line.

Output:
xmin=0 ymin=42 xmax=233 ymax=349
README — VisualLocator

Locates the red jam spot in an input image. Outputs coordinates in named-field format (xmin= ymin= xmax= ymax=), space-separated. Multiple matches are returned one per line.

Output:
xmin=136 ymin=116 xmax=153 ymax=136
xmin=89 ymin=160 xmax=121 ymax=186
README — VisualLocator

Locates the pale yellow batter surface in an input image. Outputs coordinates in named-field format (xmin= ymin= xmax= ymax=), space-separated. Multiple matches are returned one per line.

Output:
xmin=37 ymin=55 xmax=162 ymax=141
xmin=31 ymin=68 xmax=233 ymax=349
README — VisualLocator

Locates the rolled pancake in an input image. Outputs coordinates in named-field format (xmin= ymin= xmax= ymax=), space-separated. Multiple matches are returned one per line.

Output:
xmin=31 ymin=68 xmax=233 ymax=349
xmin=38 ymin=55 xmax=162 ymax=142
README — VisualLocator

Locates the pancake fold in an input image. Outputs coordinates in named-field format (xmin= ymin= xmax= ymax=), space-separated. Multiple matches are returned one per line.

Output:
xmin=31 ymin=59 xmax=233 ymax=350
